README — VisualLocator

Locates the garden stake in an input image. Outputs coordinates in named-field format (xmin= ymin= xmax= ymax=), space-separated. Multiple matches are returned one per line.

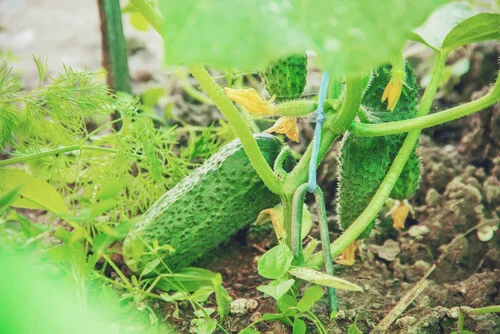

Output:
xmin=292 ymin=183 xmax=338 ymax=313
xmin=305 ymin=71 xmax=337 ymax=311
xmin=308 ymin=71 xmax=330 ymax=193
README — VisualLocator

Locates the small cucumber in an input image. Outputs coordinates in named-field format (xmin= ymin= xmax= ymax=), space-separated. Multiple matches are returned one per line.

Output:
xmin=261 ymin=54 xmax=307 ymax=102
xmin=123 ymin=134 xmax=287 ymax=272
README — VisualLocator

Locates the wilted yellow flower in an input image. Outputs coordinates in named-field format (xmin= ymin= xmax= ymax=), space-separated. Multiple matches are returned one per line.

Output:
xmin=265 ymin=117 xmax=299 ymax=142
xmin=389 ymin=200 xmax=413 ymax=229
xmin=381 ymin=69 xmax=405 ymax=112
xmin=335 ymin=241 xmax=359 ymax=266
xmin=224 ymin=87 xmax=275 ymax=117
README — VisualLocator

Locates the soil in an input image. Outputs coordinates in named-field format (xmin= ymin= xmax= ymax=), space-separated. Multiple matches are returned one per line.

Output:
xmin=1 ymin=1 xmax=498 ymax=333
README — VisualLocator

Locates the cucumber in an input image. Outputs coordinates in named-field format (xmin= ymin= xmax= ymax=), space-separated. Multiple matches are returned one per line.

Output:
xmin=261 ymin=54 xmax=307 ymax=102
xmin=123 ymin=134 xmax=286 ymax=272
xmin=337 ymin=61 xmax=421 ymax=238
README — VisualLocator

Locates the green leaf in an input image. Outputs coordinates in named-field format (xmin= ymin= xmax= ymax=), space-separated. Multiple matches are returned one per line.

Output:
xmin=443 ymin=12 xmax=500 ymax=51
xmin=0 ymin=168 xmax=69 ymax=213
xmin=142 ymin=87 xmax=164 ymax=107
xmin=192 ymin=317 xmax=217 ymax=334
xmin=257 ymin=278 xmax=295 ymax=300
xmin=156 ymin=267 xmax=219 ymax=292
xmin=239 ymin=328 xmax=260 ymax=334
xmin=411 ymin=2 xmax=475 ymax=50
xmin=0 ymin=185 xmax=22 ymax=208
xmin=297 ymin=285 xmax=324 ymax=312
xmin=277 ymin=293 xmax=297 ymax=315
xmin=160 ymin=0 xmax=445 ymax=78
xmin=411 ymin=2 xmax=500 ymax=51
xmin=292 ymin=318 xmax=307 ymax=334
xmin=347 ymin=317 xmax=362 ymax=334
xmin=215 ymin=285 xmax=232 ymax=321
xmin=262 ymin=313 xmax=285 ymax=321
xmin=258 ymin=244 xmax=293 ymax=279
xmin=289 ymin=268 xmax=362 ymax=291
xmin=141 ymin=258 xmax=161 ymax=276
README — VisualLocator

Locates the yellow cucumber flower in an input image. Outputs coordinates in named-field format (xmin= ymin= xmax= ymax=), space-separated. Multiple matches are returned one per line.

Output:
xmin=224 ymin=87 xmax=275 ymax=117
xmin=264 ymin=117 xmax=299 ymax=142
xmin=388 ymin=200 xmax=413 ymax=230
xmin=381 ymin=68 xmax=405 ymax=112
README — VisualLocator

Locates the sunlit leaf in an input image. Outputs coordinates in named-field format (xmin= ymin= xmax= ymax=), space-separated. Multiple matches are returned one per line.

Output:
xmin=297 ymin=285 xmax=324 ymax=312
xmin=0 ymin=168 xmax=69 ymax=213
xmin=257 ymin=244 xmax=293 ymax=279
xmin=411 ymin=2 xmax=500 ymax=51
xmin=293 ymin=318 xmax=307 ymax=334
xmin=443 ymin=12 xmax=500 ymax=50
xmin=289 ymin=267 xmax=362 ymax=291
xmin=257 ymin=278 xmax=295 ymax=300
xmin=161 ymin=0 xmax=445 ymax=78
xmin=411 ymin=2 xmax=476 ymax=50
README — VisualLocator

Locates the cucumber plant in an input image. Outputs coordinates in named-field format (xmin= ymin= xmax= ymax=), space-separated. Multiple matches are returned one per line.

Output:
xmin=1 ymin=0 xmax=499 ymax=333
xmin=125 ymin=0 xmax=500 ymax=331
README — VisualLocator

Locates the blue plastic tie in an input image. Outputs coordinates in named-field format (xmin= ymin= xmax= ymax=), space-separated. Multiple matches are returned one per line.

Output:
xmin=308 ymin=71 xmax=330 ymax=193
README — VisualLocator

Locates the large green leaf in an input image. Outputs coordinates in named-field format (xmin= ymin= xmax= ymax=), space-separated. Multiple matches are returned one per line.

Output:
xmin=412 ymin=2 xmax=500 ymax=51
xmin=0 ymin=168 xmax=69 ymax=213
xmin=160 ymin=0 xmax=445 ymax=78
xmin=443 ymin=12 xmax=500 ymax=50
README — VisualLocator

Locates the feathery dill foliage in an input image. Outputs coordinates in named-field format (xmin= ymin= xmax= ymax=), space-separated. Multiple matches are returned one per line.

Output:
xmin=0 ymin=60 xmax=230 ymax=217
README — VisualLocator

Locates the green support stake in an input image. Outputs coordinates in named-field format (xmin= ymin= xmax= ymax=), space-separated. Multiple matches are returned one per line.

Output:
xmin=97 ymin=0 xmax=132 ymax=94
xmin=292 ymin=183 xmax=338 ymax=313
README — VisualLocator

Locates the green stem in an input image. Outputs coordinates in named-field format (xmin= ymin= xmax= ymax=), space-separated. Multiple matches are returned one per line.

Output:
xmin=350 ymin=72 xmax=500 ymax=136
xmin=309 ymin=51 xmax=449 ymax=267
xmin=291 ymin=184 xmax=309 ymax=259
xmin=0 ymin=145 xmax=116 ymax=168
xmin=284 ymin=76 xmax=363 ymax=195
xmin=98 ymin=0 xmax=132 ymax=94
xmin=188 ymin=64 xmax=282 ymax=194
xmin=457 ymin=305 xmax=500 ymax=333
xmin=274 ymin=100 xmax=317 ymax=117
xmin=282 ymin=194 xmax=294 ymax=248
xmin=128 ymin=0 xmax=163 ymax=34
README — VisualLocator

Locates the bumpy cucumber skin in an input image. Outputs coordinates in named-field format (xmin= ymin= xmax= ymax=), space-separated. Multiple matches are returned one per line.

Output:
xmin=337 ymin=61 xmax=421 ymax=238
xmin=337 ymin=135 xmax=389 ymax=238
xmin=363 ymin=61 xmax=419 ymax=121
xmin=123 ymin=134 xmax=284 ymax=272
xmin=261 ymin=54 xmax=307 ymax=102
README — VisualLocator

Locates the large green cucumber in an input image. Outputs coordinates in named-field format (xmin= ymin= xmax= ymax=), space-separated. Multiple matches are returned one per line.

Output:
xmin=337 ymin=61 xmax=421 ymax=238
xmin=123 ymin=134 xmax=285 ymax=272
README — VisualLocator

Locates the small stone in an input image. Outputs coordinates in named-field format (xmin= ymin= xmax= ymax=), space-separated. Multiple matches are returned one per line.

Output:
xmin=246 ymin=299 xmax=259 ymax=311
xmin=447 ymin=307 xmax=460 ymax=319
xmin=395 ymin=316 xmax=417 ymax=328
xmin=372 ymin=239 xmax=401 ymax=261
xmin=425 ymin=188 xmax=441 ymax=206
xmin=230 ymin=298 xmax=248 ymax=315
xmin=335 ymin=310 xmax=346 ymax=319
xmin=408 ymin=225 xmax=430 ymax=239
xmin=250 ymin=312 xmax=262 ymax=322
